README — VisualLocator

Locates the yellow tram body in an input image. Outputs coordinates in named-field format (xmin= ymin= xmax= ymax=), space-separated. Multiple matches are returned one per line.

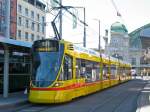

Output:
xmin=29 ymin=39 xmax=131 ymax=103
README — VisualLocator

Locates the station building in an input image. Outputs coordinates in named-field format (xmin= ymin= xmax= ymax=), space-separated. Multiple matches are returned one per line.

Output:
xmin=129 ymin=23 xmax=150 ymax=75
xmin=0 ymin=0 xmax=46 ymax=42
xmin=105 ymin=22 xmax=130 ymax=62
xmin=105 ymin=21 xmax=150 ymax=75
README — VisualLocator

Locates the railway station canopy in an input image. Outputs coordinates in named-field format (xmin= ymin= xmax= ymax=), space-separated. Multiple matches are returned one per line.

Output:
xmin=129 ymin=23 xmax=150 ymax=65
xmin=129 ymin=23 xmax=150 ymax=49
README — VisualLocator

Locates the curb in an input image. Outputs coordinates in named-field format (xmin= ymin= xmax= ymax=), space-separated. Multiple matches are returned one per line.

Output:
xmin=136 ymin=81 xmax=150 ymax=112
xmin=136 ymin=92 xmax=142 ymax=112
xmin=0 ymin=100 xmax=28 ymax=109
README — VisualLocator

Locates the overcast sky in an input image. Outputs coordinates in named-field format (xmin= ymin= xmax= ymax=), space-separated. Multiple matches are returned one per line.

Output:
xmin=45 ymin=0 xmax=150 ymax=48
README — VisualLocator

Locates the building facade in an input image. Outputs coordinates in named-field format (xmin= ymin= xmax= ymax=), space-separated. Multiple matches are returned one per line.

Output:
xmin=105 ymin=22 xmax=150 ymax=75
xmin=0 ymin=0 xmax=5 ymax=37
xmin=0 ymin=0 xmax=17 ymax=38
xmin=0 ymin=0 xmax=46 ymax=42
xmin=17 ymin=0 xmax=46 ymax=42
xmin=105 ymin=22 xmax=130 ymax=62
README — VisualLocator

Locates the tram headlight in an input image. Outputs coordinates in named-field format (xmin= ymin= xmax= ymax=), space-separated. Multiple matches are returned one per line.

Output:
xmin=53 ymin=82 xmax=63 ymax=87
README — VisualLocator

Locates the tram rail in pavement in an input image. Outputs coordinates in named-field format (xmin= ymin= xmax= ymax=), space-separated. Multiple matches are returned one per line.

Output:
xmin=0 ymin=79 xmax=150 ymax=112
xmin=0 ymin=91 xmax=28 ymax=109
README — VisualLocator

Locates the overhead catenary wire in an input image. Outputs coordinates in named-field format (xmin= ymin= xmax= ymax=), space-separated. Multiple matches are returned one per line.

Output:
xmin=43 ymin=0 xmax=101 ymax=45
xmin=110 ymin=0 xmax=127 ymax=25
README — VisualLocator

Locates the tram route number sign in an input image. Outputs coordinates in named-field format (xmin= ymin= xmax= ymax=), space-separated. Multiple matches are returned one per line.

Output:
xmin=36 ymin=47 xmax=57 ymax=52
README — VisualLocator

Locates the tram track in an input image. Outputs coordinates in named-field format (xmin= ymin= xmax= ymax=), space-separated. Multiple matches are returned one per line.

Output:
xmin=41 ymin=80 xmax=145 ymax=112
xmin=13 ymin=103 xmax=52 ymax=112
xmin=88 ymin=90 xmax=130 ymax=112
xmin=88 ymin=80 xmax=147 ymax=112
xmin=12 ymin=81 xmax=133 ymax=112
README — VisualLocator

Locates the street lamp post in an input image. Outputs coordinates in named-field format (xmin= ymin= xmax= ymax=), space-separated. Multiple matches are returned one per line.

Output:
xmin=98 ymin=20 xmax=101 ymax=53
xmin=93 ymin=19 xmax=102 ymax=82
xmin=94 ymin=19 xmax=101 ymax=55
xmin=83 ymin=7 xmax=86 ymax=47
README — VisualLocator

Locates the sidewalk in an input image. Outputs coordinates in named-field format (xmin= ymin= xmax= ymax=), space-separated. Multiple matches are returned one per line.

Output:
xmin=0 ymin=91 xmax=28 ymax=109
xmin=136 ymin=79 xmax=150 ymax=112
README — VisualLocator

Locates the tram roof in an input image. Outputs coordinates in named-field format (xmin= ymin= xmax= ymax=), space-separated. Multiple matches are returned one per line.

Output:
xmin=73 ymin=44 xmax=131 ymax=65
xmin=0 ymin=37 xmax=32 ymax=48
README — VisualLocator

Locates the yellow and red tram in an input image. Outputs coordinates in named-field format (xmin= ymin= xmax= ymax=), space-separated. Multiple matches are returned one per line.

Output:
xmin=29 ymin=39 xmax=131 ymax=103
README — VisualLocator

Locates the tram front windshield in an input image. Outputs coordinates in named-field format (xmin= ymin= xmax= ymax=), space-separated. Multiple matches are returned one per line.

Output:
xmin=32 ymin=40 xmax=64 ymax=87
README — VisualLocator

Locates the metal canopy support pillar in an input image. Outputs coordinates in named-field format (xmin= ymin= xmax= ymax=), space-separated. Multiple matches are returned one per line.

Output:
xmin=3 ymin=46 xmax=9 ymax=98
xmin=98 ymin=20 xmax=101 ymax=52
xmin=3 ymin=0 xmax=10 ymax=98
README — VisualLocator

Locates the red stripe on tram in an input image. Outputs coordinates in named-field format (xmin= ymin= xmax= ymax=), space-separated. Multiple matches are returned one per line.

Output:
xmin=31 ymin=80 xmax=103 ymax=91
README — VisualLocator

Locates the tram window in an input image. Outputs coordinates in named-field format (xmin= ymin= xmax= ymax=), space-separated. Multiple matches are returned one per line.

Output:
xmin=75 ymin=59 xmax=100 ymax=81
xmin=76 ymin=59 xmax=81 ymax=79
xmin=110 ymin=65 xmax=117 ymax=79
xmin=119 ymin=67 xmax=123 ymax=76
xmin=85 ymin=61 xmax=93 ymax=82
xmin=103 ymin=64 xmax=109 ymax=80
xmin=127 ymin=68 xmax=131 ymax=76
xmin=80 ymin=60 xmax=86 ymax=78
xmin=118 ymin=66 xmax=121 ymax=76
xmin=122 ymin=67 xmax=126 ymax=77
xmin=93 ymin=62 xmax=100 ymax=81
xmin=63 ymin=55 xmax=73 ymax=80
xmin=85 ymin=61 xmax=100 ymax=82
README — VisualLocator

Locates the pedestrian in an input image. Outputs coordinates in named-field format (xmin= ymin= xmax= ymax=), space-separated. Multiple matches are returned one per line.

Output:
xmin=141 ymin=72 xmax=143 ymax=79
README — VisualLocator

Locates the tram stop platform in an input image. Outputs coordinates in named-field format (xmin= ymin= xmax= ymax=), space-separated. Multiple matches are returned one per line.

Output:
xmin=136 ymin=77 xmax=150 ymax=112
xmin=0 ymin=91 xmax=28 ymax=109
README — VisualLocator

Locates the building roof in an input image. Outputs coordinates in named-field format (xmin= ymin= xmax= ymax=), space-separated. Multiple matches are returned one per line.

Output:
xmin=129 ymin=23 xmax=150 ymax=49
xmin=111 ymin=22 xmax=128 ymax=34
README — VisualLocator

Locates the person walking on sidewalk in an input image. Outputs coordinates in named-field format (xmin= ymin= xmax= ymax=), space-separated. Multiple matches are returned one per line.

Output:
xmin=141 ymin=71 xmax=143 ymax=79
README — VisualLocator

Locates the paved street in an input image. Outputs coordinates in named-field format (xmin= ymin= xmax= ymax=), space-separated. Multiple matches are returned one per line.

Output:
xmin=1 ymin=79 xmax=147 ymax=112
